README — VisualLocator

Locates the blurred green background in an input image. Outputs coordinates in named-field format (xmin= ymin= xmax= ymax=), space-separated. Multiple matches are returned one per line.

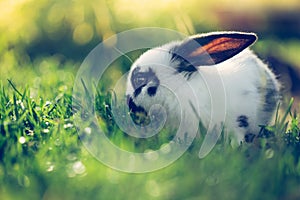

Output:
xmin=2 ymin=0 xmax=300 ymax=102
xmin=1 ymin=0 xmax=300 ymax=199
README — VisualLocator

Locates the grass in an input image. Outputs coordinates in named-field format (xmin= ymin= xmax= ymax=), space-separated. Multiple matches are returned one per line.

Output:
xmin=1 ymin=1 xmax=300 ymax=199
xmin=0 ymin=67 xmax=300 ymax=200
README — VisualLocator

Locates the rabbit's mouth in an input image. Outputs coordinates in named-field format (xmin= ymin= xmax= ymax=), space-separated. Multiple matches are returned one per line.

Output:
xmin=127 ymin=96 xmax=150 ymax=125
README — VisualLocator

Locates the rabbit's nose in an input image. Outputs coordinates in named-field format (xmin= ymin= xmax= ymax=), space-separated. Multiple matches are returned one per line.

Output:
xmin=127 ymin=95 xmax=150 ymax=125
xmin=127 ymin=95 xmax=147 ymax=114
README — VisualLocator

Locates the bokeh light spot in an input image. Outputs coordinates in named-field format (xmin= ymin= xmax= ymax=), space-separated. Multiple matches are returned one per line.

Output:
xmin=73 ymin=23 xmax=94 ymax=45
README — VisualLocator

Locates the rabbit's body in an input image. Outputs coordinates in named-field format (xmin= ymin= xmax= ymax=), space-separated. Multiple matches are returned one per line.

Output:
xmin=126 ymin=32 xmax=280 ymax=144
xmin=193 ymin=49 xmax=280 ymax=142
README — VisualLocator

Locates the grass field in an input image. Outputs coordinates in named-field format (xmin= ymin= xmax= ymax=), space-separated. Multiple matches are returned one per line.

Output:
xmin=1 ymin=0 xmax=300 ymax=199
xmin=1 ymin=64 xmax=300 ymax=199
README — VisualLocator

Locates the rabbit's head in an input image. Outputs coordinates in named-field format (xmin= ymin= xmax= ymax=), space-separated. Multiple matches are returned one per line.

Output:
xmin=126 ymin=32 xmax=257 ymax=125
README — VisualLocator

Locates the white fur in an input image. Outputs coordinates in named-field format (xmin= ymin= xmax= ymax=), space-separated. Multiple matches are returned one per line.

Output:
xmin=126 ymin=35 xmax=280 ymax=144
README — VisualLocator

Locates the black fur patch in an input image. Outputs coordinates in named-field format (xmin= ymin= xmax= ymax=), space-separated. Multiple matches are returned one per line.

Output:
xmin=127 ymin=96 xmax=149 ymax=125
xmin=128 ymin=96 xmax=147 ymax=114
xmin=147 ymin=86 xmax=157 ymax=96
xmin=264 ymin=87 xmax=279 ymax=112
xmin=169 ymin=33 xmax=256 ymax=77
xmin=133 ymin=84 xmax=146 ymax=97
xmin=237 ymin=115 xmax=249 ymax=128
xmin=258 ymin=73 xmax=280 ymax=113
xmin=245 ymin=133 xmax=256 ymax=143
xmin=170 ymin=47 xmax=198 ymax=78
xmin=131 ymin=66 xmax=160 ymax=97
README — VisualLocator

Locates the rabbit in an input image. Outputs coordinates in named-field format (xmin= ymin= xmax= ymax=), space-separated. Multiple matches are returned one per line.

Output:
xmin=125 ymin=31 xmax=280 ymax=145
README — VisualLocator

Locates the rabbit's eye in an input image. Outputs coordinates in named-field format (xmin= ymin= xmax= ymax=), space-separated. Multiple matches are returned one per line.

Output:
xmin=147 ymin=86 xmax=157 ymax=96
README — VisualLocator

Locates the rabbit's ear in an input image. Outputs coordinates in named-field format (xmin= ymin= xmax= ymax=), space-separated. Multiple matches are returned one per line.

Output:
xmin=173 ymin=32 xmax=257 ymax=66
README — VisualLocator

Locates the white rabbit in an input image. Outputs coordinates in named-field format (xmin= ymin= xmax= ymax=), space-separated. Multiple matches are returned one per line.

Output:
xmin=126 ymin=31 xmax=280 ymax=144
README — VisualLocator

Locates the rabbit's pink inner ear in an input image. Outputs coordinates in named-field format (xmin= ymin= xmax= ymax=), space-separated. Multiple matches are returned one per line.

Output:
xmin=189 ymin=38 xmax=249 ymax=56
xmin=188 ymin=35 xmax=256 ymax=65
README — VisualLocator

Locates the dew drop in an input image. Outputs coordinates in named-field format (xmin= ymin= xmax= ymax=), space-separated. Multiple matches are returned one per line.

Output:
xmin=72 ymin=161 xmax=86 ymax=175
xmin=43 ymin=129 xmax=50 ymax=133
xmin=46 ymin=162 xmax=55 ymax=172
xmin=19 ymin=136 xmax=26 ymax=144
xmin=84 ymin=127 xmax=92 ymax=135
xmin=64 ymin=123 xmax=73 ymax=129
xmin=265 ymin=149 xmax=274 ymax=159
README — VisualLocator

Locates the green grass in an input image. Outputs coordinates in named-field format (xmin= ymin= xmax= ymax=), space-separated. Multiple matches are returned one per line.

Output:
xmin=1 ymin=1 xmax=300 ymax=199
xmin=0 ymin=68 xmax=300 ymax=200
